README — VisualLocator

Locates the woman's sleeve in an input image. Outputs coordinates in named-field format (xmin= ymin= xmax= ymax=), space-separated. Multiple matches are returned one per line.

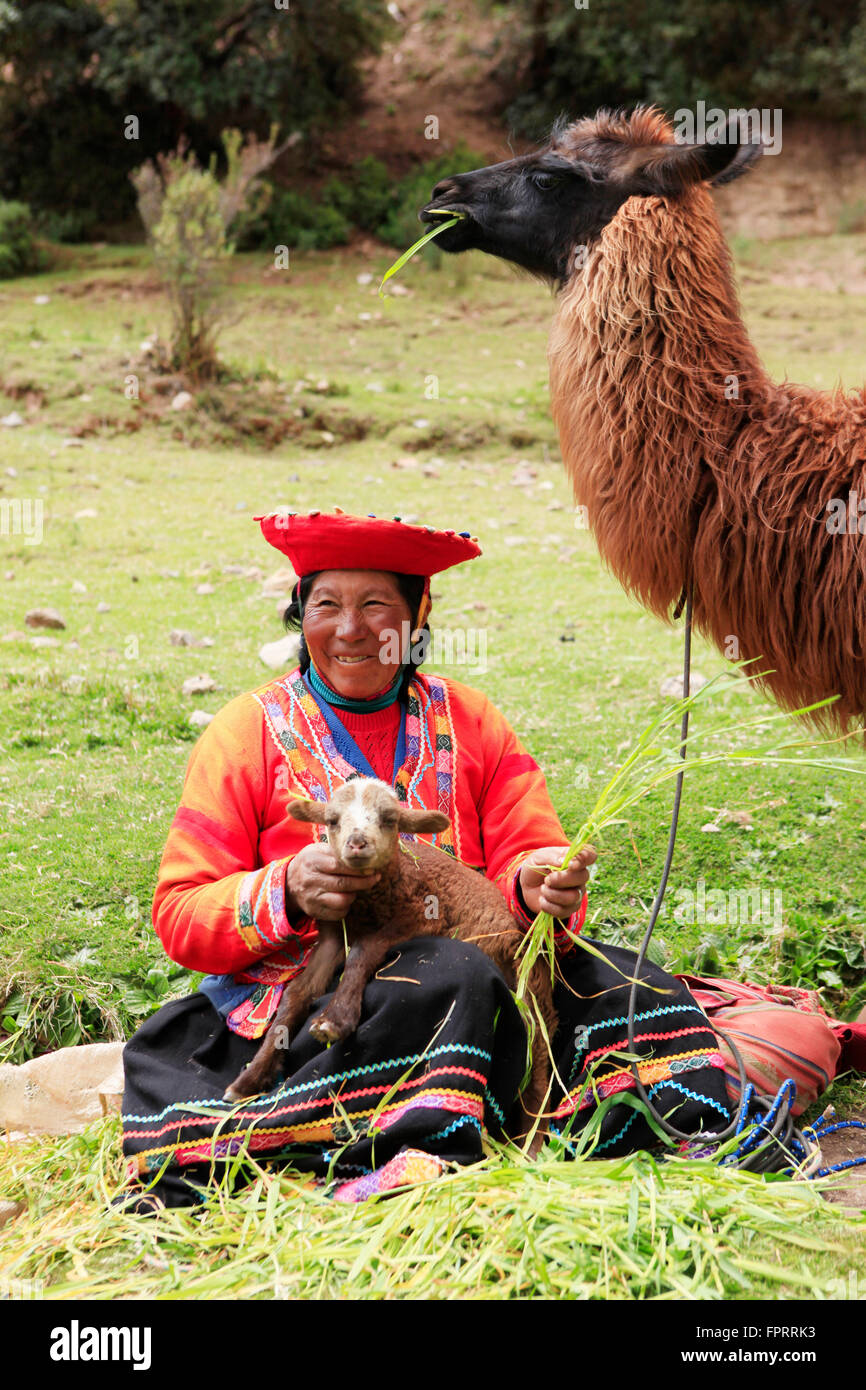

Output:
xmin=476 ymin=696 xmax=587 ymax=946
xmin=151 ymin=696 xmax=312 ymax=975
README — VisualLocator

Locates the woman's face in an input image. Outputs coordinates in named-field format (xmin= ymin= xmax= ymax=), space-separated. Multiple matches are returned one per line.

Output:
xmin=302 ymin=570 xmax=414 ymax=698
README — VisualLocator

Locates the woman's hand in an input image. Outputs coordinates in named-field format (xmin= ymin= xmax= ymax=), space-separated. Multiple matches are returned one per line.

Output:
xmin=285 ymin=844 xmax=381 ymax=921
xmin=518 ymin=844 xmax=597 ymax=920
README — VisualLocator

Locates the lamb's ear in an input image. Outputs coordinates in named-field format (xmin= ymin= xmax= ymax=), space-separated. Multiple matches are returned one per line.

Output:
xmin=618 ymin=122 xmax=764 ymax=196
xmin=287 ymin=798 xmax=329 ymax=825
xmin=397 ymin=807 xmax=451 ymax=835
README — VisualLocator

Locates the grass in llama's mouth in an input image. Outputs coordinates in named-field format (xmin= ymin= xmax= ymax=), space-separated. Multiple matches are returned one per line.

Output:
xmin=378 ymin=212 xmax=466 ymax=297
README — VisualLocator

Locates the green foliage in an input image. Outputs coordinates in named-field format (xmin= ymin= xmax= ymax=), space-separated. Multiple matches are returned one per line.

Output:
xmin=238 ymin=187 xmax=352 ymax=252
xmin=499 ymin=0 xmax=866 ymax=136
xmin=0 ymin=198 xmax=40 ymax=277
xmin=0 ymin=0 xmax=389 ymax=225
xmin=238 ymin=145 xmax=488 ymax=254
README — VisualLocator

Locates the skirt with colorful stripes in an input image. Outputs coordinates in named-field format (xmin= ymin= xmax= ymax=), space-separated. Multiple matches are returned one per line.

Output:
xmin=120 ymin=936 xmax=737 ymax=1206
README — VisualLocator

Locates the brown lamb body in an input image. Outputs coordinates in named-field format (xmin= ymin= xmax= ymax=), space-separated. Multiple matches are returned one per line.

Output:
xmin=225 ymin=779 xmax=557 ymax=1152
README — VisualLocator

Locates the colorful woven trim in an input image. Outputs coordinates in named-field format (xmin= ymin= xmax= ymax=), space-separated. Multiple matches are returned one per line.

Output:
xmin=333 ymin=1147 xmax=448 ymax=1203
xmin=254 ymin=668 xmax=460 ymax=859
xmin=553 ymin=1047 xmax=727 ymax=1120
xmin=122 ymin=1042 xmax=492 ymax=1179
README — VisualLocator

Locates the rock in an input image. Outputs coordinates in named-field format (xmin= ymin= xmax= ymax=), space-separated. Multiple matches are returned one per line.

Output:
xmin=195 ymin=582 xmax=215 ymax=596
xmin=171 ymin=390 xmax=194 ymax=411
xmin=169 ymin=629 xmax=197 ymax=646
xmin=74 ymin=508 xmax=98 ymax=519
xmin=1 ymin=630 xmax=28 ymax=641
xmin=0 ymin=1199 xmax=24 ymax=1229
xmin=261 ymin=567 xmax=297 ymax=597
xmin=356 ymin=272 xmax=373 ymax=285
xmin=189 ymin=709 xmax=214 ymax=729
xmin=72 ymin=580 xmax=87 ymax=594
xmin=181 ymin=674 xmax=217 ymax=696
xmin=30 ymin=635 xmax=61 ymax=649
xmin=319 ymin=430 xmax=335 ymax=444
xmin=5 ymin=467 xmax=17 ymax=477
xmin=511 ymin=463 xmax=538 ymax=486
xmin=33 ymin=294 xmax=50 ymax=304
xmin=700 ymin=822 xmax=721 ymax=833
xmin=25 ymin=607 xmax=66 ymax=630
xmin=659 ymin=671 xmax=709 ymax=698
xmin=422 ymin=465 xmax=440 ymax=478
xmin=0 ymin=1042 xmax=125 ymax=1136
xmin=1 ymin=411 xmax=23 ymax=427
xmin=412 ymin=418 xmax=431 ymax=429
xmin=96 ymin=601 xmax=111 ymax=613
xmin=259 ymin=632 xmax=301 ymax=671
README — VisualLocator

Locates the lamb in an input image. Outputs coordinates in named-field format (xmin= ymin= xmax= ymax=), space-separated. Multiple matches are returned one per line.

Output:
xmin=224 ymin=777 xmax=557 ymax=1152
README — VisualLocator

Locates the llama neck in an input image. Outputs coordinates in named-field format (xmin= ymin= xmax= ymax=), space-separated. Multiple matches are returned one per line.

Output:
xmin=549 ymin=186 xmax=774 ymax=617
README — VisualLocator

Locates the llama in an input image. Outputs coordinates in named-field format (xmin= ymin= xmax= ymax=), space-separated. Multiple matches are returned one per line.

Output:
xmin=224 ymin=778 xmax=556 ymax=1153
xmin=420 ymin=108 xmax=866 ymax=733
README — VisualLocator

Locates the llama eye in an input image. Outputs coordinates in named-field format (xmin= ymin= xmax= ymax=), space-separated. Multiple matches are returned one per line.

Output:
xmin=533 ymin=172 xmax=563 ymax=191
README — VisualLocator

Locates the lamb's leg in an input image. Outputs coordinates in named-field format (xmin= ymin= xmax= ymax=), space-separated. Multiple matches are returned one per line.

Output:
xmin=224 ymin=924 xmax=345 ymax=1100
xmin=309 ymin=934 xmax=397 ymax=1044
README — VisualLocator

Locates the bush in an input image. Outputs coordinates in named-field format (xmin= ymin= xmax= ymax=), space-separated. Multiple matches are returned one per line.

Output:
xmin=239 ymin=187 xmax=352 ymax=252
xmin=238 ymin=145 xmax=488 ymax=256
xmin=131 ymin=128 xmax=287 ymax=377
xmin=0 ymin=200 xmax=40 ymax=278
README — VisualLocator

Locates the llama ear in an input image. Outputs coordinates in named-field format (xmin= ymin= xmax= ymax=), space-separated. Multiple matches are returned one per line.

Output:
xmin=287 ymin=798 xmax=329 ymax=824
xmin=397 ymin=807 xmax=451 ymax=835
xmin=619 ymin=121 xmax=764 ymax=197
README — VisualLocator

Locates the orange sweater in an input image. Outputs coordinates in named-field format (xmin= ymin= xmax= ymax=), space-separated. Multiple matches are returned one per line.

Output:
xmin=152 ymin=668 xmax=586 ymax=986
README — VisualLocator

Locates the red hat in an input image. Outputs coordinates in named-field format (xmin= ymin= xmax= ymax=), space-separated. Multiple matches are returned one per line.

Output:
xmin=255 ymin=506 xmax=482 ymax=577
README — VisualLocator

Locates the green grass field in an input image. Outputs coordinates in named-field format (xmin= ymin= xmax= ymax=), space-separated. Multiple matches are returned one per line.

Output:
xmin=1 ymin=233 xmax=866 ymax=1298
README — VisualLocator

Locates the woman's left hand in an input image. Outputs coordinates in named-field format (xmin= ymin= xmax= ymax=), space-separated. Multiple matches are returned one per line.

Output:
xmin=518 ymin=844 xmax=597 ymax=920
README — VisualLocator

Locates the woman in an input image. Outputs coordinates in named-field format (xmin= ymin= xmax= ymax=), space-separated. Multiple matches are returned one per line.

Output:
xmin=120 ymin=508 xmax=854 ymax=1209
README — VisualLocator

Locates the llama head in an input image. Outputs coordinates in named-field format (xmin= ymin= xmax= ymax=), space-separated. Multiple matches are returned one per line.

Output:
xmin=287 ymin=779 xmax=450 ymax=873
xmin=420 ymin=106 xmax=763 ymax=286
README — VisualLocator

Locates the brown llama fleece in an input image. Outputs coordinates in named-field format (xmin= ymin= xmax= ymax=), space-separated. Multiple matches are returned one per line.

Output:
xmin=225 ymin=779 xmax=556 ymax=1153
xmin=552 ymin=113 xmax=866 ymax=732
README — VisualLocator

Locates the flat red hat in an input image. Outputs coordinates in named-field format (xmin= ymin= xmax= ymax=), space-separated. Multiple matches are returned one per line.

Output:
xmin=255 ymin=506 xmax=482 ymax=577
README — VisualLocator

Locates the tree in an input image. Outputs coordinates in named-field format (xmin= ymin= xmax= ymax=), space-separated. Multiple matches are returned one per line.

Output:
xmin=0 ymin=0 xmax=388 ymax=226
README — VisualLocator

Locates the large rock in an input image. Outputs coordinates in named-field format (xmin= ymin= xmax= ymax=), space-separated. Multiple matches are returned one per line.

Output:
xmin=0 ymin=1041 xmax=125 ymax=1136
xmin=25 ymin=607 xmax=66 ymax=630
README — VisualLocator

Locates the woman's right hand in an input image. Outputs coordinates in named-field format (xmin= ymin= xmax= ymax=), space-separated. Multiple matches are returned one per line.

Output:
xmin=285 ymin=844 xmax=381 ymax=921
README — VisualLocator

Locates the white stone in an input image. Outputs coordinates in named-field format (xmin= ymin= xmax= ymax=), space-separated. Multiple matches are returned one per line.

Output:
xmin=189 ymin=709 xmax=215 ymax=729
xmin=659 ymin=672 xmax=709 ymax=699
xmin=259 ymin=632 xmax=301 ymax=671
xmin=171 ymin=391 xmax=194 ymax=411
xmin=181 ymin=674 xmax=217 ymax=695
xmin=1 ymin=412 xmax=23 ymax=428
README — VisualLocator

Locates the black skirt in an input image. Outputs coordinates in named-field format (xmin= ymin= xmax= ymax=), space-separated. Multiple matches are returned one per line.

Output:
xmin=120 ymin=936 xmax=732 ymax=1206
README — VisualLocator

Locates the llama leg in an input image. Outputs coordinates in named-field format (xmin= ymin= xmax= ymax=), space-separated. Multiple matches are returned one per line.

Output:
xmin=224 ymin=925 xmax=345 ymax=1100
xmin=309 ymin=935 xmax=397 ymax=1044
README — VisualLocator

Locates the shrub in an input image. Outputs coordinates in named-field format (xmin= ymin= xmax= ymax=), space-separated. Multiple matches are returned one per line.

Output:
xmin=0 ymin=200 xmax=39 ymax=278
xmin=131 ymin=127 xmax=288 ymax=378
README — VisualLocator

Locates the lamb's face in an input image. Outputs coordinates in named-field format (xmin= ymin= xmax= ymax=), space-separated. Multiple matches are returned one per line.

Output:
xmin=322 ymin=779 xmax=402 ymax=873
xmin=287 ymin=780 xmax=451 ymax=874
